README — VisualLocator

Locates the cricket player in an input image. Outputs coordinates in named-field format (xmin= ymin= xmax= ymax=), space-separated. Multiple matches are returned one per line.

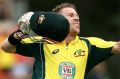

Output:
xmin=1 ymin=3 xmax=120 ymax=79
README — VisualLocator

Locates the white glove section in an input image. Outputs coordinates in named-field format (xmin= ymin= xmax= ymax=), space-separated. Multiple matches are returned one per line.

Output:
xmin=18 ymin=12 xmax=34 ymax=34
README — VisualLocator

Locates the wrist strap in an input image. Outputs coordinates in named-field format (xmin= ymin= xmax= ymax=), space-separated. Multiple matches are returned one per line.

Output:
xmin=8 ymin=30 xmax=22 ymax=45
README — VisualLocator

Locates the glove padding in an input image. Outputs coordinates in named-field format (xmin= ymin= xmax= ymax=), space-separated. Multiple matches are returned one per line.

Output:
xmin=17 ymin=12 xmax=34 ymax=35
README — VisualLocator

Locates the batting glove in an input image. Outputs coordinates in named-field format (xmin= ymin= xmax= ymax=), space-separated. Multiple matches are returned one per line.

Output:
xmin=17 ymin=12 xmax=34 ymax=35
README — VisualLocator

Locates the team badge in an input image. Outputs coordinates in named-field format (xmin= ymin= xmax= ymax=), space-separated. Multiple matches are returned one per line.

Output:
xmin=59 ymin=62 xmax=76 ymax=79
xmin=74 ymin=49 xmax=85 ymax=57
xmin=38 ymin=15 xmax=45 ymax=24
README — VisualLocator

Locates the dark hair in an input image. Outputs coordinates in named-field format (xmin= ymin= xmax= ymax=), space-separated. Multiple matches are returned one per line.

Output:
xmin=52 ymin=2 xmax=77 ymax=12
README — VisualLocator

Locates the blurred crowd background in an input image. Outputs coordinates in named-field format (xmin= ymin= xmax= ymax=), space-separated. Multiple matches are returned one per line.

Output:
xmin=0 ymin=0 xmax=119 ymax=79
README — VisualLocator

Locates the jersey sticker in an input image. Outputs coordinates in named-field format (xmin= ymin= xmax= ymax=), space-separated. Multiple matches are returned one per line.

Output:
xmin=59 ymin=62 xmax=76 ymax=79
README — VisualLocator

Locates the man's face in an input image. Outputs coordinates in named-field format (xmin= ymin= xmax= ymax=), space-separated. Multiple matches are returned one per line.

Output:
xmin=59 ymin=7 xmax=80 ymax=35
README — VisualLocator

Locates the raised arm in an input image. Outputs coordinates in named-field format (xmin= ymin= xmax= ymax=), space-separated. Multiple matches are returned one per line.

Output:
xmin=1 ymin=12 xmax=34 ymax=53
xmin=1 ymin=30 xmax=27 ymax=53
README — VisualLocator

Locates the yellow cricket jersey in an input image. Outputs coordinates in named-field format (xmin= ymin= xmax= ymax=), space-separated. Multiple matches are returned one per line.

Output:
xmin=16 ymin=36 xmax=116 ymax=79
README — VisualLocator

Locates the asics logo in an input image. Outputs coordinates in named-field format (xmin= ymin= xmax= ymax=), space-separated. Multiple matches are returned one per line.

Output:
xmin=52 ymin=49 xmax=59 ymax=54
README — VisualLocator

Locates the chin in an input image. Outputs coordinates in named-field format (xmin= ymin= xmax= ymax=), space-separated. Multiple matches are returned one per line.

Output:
xmin=76 ymin=30 xmax=80 ymax=34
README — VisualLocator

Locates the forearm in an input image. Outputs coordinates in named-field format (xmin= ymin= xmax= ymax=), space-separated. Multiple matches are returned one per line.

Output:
xmin=1 ymin=30 xmax=26 ymax=53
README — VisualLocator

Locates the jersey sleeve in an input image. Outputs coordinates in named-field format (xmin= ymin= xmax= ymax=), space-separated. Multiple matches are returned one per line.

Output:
xmin=87 ymin=37 xmax=116 ymax=48
xmin=85 ymin=37 xmax=116 ymax=74
xmin=16 ymin=43 xmax=40 ymax=57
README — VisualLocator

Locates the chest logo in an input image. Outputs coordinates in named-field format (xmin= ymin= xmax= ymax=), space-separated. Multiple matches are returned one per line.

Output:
xmin=59 ymin=62 xmax=76 ymax=79
xmin=52 ymin=49 xmax=59 ymax=54
xmin=74 ymin=49 xmax=85 ymax=57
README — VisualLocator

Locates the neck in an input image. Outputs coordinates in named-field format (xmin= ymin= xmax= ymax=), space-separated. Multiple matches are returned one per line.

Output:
xmin=65 ymin=34 xmax=76 ymax=46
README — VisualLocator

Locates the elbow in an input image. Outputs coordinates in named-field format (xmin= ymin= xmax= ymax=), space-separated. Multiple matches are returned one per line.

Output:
xmin=1 ymin=45 xmax=10 ymax=53
xmin=1 ymin=45 xmax=6 ymax=52
xmin=0 ymin=45 xmax=16 ymax=53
